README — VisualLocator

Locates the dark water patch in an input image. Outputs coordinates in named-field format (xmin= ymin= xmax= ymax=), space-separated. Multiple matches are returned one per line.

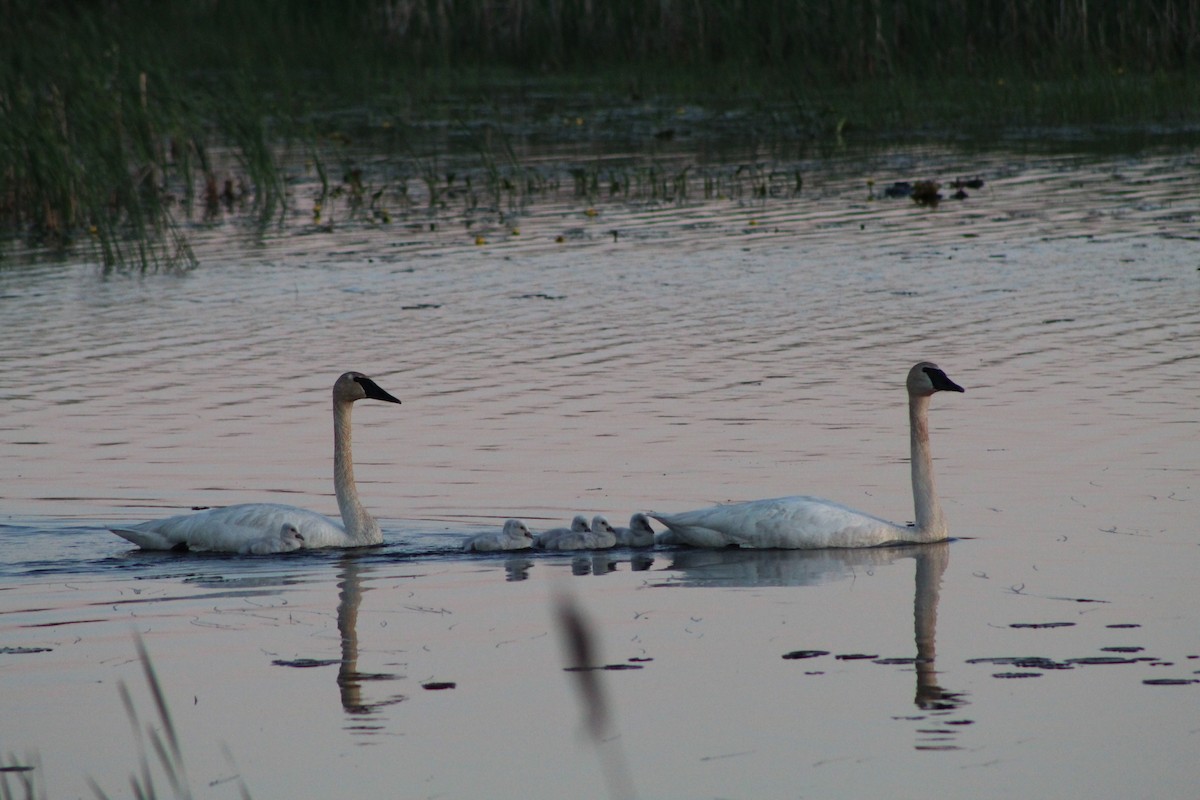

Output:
xmin=1101 ymin=646 xmax=1145 ymax=653
xmin=993 ymin=672 xmax=1044 ymax=679
xmin=422 ymin=682 xmax=457 ymax=690
xmin=781 ymin=650 xmax=829 ymax=660
xmin=1065 ymin=656 xmax=1138 ymax=666
xmin=564 ymin=663 xmax=645 ymax=672
xmin=967 ymin=656 xmax=1074 ymax=670
xmin=1107 ymin=623 xmax=1142 ymax=628
xmin=22 ymin=618 xmax=109 ymax=628
xmin=1143 ymin=678 xmax=1199 ymax=686
xmin=0 ymin=646 xmax=54 ymax=654
xmin=272 ymin=658 xmax=341 ymax=668
xmin=836 ymin=653 xmax=879 ymax=660
xmin=1010 ymin=622 xmax=1076 ymax=629
xmin=873 ymin=657 xmax=930 ymax=665
xmin=342 ymin=671 xmax=402 ymax=682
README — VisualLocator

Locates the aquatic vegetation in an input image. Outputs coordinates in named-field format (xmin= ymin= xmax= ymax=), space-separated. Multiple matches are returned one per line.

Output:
xmin=4 ymin=0 xmax=1200 ymax=267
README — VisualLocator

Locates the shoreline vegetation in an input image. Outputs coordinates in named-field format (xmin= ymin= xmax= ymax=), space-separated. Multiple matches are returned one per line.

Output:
xmin=3 ymin=0 xmax=1199 ymax=267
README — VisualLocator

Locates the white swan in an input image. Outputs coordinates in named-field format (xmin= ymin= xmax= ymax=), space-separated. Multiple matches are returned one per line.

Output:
xmin=538 ymin=515 xmax=617 ymax=550
xmin=613 ymin=513 xmax=656 ymax=547
xmin=109 ymin=372 xmax=401 ymax=552
xmin=647 ymin=362 xmax=964 ymax=549
xmin=533 ymin=514 xmax=598 ymax=550
xmin=240 ymin=523 xmax=305 ymax=555
xmin=585 ymin=515 xmax=618 ymax=549
xmin=463 ymin=519 xmax=534 ymax=552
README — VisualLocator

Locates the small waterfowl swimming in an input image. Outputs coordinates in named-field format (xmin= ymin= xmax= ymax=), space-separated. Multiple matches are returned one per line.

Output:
xmin=613 ymin=513 xmax=656 ymax=547
xmin=463 ymin=519 xmax=534 ymax=552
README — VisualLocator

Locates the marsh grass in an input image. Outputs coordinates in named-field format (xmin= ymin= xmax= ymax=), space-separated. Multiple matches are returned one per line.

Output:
xmin=85 ymin=636 xmax=253 ymax=800
xmin=4 ymin=0 xmax=1199 ymax=267
xmin=1 ymin=636 xmax=251 ymax=800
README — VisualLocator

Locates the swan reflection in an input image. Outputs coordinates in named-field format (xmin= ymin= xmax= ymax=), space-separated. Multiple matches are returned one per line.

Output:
xmin=666 ymin=542 xmax=967 ymax=745
xmin=334 ymin=555 xmax=406 ymax=720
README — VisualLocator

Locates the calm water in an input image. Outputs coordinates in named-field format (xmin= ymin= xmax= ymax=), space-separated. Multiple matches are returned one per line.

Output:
xmin=2 ymin=141 xmax=1199 ymax=799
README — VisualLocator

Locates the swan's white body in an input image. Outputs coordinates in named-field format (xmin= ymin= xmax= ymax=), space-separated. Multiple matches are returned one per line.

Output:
xmin=613 ymin=513 xmax=656 ymax=547
xmin=240 ymin=523 xmax=305 ymax=555
xmin=109 ymin=372 xmax=401 ymax=552
xmin=463 ymin=519 xmax=534 ymax=552
xmin=648 ymin=362 xmax=964 ymax=549
xmin=534 ymin=514 xmax=615 ymax=550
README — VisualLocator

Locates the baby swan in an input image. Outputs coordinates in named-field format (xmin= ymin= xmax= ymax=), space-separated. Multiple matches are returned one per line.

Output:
xmin=109 ymin=372 xmax=401 ymax=552
xmin=534 ymin=514 xmax=602 ymax=550
xmin=463 ymin=519 xmax=534 ymax=552
xmin=240 ymin=523 xmax=305 ymax=555
xmin=648 ymin=362 xmax=964 ymax=549
xmin=613 ymin=513 xmax=656 ymax=547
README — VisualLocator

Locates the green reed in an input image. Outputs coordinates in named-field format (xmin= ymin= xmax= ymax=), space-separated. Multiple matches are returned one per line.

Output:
xmin=3 ymin=0 xmax=1198 ymax=267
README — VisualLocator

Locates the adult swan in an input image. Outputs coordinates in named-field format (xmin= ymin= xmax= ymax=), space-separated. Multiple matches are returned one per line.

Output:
xmin=648 ymin=362 xmax=964 ymax=549
xmin=109 ymin=372 xmax=401 ymax=552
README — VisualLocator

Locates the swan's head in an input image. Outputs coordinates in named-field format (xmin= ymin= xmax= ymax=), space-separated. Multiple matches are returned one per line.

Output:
xmin=629 ymin=513 xmax=654 ymax=534
xmin=592 ymin=515 xmax=614 ymax=534
xmin=907 ymin=362 xmax=965 ymax=397
xmin=280 ymin=523 xmax=304 ymax=549
xmin=503 ymin=519 xmax=533 ymax=540
xmin=335 ymin=371 xmax=402 ymax=405
xmin=570 ymin=514 xmax=591 ymax=532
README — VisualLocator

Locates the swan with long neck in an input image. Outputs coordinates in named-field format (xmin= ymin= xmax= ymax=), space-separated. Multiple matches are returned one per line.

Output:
xmin=109 ymin=372 xmax=401 ymax=552
xmin=647 ymin=362 xmax=964 ymax=549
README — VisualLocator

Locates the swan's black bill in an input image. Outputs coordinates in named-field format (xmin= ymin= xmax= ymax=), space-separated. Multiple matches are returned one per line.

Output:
xmin=355 ymin=376 xmax=402 ymax=404
xmin=924 ymin=367 xmax=965 ymax=393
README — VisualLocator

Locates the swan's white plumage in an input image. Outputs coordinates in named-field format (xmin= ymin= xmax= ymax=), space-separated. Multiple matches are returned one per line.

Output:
xmin=534 ymin=514 xmax=616 ymax=550
xmin=109 ymin=372 xmax=401 ymax=553
xmin=240 ymin=523 xmax=305 ymax=555
xmin=463 ymin=519 xmax=534 ymax=552
xmin=613 ymin=513 xmax=656 ymax=547
xmin=649 ymin=362 xmax=964 ymax=549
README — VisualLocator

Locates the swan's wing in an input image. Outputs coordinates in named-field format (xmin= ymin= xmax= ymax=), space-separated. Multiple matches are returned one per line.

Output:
xmin=111 ymin=504 xmax=341 ymax=551
xmin=650 ymin=496 xmax=904 ymax=549
xmin=463 ymin=532 xmax=510 ymax=552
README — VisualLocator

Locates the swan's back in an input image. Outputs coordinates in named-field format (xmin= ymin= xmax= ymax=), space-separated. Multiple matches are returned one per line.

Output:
xmin=111 ymin=504 xmax=351 ymax=551
xmin=649 ymin=496 xmax=911 ymax=549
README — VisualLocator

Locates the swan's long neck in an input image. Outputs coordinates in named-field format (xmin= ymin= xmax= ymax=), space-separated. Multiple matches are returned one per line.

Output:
xmin=333 ymin=399 xmax=382 ymax=545
xmin=909 ymin=394 xmax=948 ymax=541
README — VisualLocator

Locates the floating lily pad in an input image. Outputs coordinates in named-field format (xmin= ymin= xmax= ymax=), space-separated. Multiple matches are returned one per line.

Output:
xmin=1065 ymin=656 xmax=1136 ymax=665
xmin=422 ymin=681 xmax=456 ymax=690
xmin=1143 ymin=678 xmax=1198 ymax=686
xmin=782 ymin=650 xmax=829 ymax=660
xmin=836 ymin=653 xmax=879 ymax=660
xmin=1010 ymin=622 xmax=1075 ymax=629
xmin=0 ymin=646 xmax=53 ymax=655
xmin=993 ymin=672 xmax=1043 ymax=679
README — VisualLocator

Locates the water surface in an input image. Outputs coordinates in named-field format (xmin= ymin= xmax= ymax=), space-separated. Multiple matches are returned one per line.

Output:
xmin=2 ymin=142 xmax=1198 ymax=799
